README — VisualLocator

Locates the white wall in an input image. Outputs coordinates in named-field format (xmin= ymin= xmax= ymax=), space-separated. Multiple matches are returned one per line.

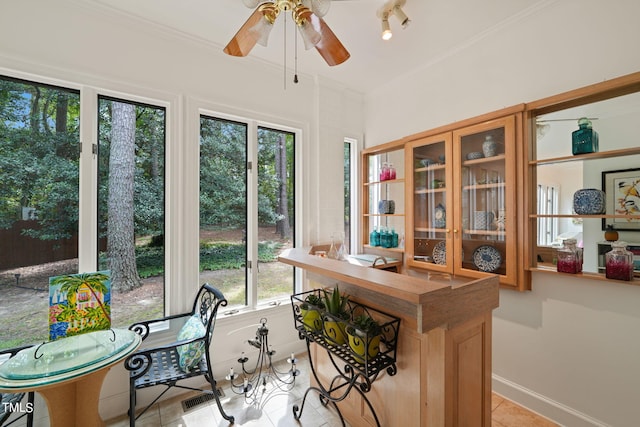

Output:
xmin=0 ymin=0 xmax=363 ymax=422
xmin=364 ymin=0 xmax=640 ymax=425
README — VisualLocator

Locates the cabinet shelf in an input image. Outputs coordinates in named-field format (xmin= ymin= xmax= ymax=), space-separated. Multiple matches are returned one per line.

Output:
xmin=414 ymin=227 xmax=447 ymax=233
xmin=414 ymin=164 xmax=446 ymax=173
xmin=529 ymin=146 xmax=640 ymax=166
xmin=364 ymin=214 xmax=405 ymax=217
xmin=465 ymin=229 xmax=506 ymax=236
xmin=463 ymin=153 xmax=506 ymax=166
xmin=415 ymin=188 xmax=446 ymax=194
xmin=363 ymin=244 xmax=404 ymax=253
xmin=529 ymin=266 xmax=640 ymax=286
xmin=463 ymin=182 xmax=506 ymax=191
xmin=530 ymin=214 xmax=640 ymax=220
xmin=364 ymin=178 xmax=405 ymax=186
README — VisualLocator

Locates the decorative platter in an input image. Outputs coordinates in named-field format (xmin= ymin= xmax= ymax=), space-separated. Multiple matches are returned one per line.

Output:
xmin=432 ymin=241 xmax=446 ymax=265
xmin=472 ymin=245 xmax=501 ymax=272
xmin=433 ymin=203 xmax=446 ymax=228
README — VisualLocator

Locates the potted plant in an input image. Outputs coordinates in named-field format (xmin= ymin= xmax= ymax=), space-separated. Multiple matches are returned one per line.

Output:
xmin=321 ymin=286 xmax=350 ymax=345
xmin=346 ymin=314 xmax=382 ymax=363
xmin=299 ymin=292 xmax=324 ymax=332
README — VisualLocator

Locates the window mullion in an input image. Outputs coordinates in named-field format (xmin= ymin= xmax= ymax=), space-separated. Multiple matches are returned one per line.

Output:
xmin=246 ymin=122 xmax=259 ymax=309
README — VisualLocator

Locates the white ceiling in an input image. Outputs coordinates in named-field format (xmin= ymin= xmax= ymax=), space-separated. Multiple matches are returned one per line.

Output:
xmin=87 ymin=0 xmax=551 ymax=93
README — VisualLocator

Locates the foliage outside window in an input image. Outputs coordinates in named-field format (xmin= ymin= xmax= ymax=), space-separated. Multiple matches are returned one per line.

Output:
xmin=0 ymin=76 xmax=80 ymax=349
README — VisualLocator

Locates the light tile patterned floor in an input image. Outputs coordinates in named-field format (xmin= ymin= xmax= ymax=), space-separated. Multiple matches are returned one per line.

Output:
xmin=3 ymin=352 xmax=558 ymax=427
xmin=102 ymin=353 xmax=558 ymax=427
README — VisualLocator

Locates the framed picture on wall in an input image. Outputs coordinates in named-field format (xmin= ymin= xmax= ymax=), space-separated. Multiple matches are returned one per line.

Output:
xmin=602 ymin=168 xmax=640 ymax=231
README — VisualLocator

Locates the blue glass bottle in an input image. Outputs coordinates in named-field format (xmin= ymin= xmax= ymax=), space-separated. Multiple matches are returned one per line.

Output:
xmin=369 ymin=227 xmax=380 ymax=247
xmin=572 ymin=117 xmax=599 ymax=155
xmin=380 ymin=227 xmax=391 ymax=248
xmin=391 ymin=229 xmax=399 ymax=248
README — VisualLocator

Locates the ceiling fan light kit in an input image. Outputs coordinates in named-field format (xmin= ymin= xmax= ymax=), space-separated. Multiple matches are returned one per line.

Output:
xmin=224 ymin=0 xmax=350 ymax=69
xmin=377 ymin=0 xmax=411 ymax=41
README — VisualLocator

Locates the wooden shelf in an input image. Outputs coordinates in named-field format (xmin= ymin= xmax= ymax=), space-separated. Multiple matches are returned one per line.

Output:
xmin=414 ymin=164 xmax=446 ymax=173
xmin=415 ymin=187 xmax=446 ymax=194
xmin=462 ymin=153 xmax=506 ymax=166
xmin=529 ymin=266 xmax=640 ymax=287
xmin=362 ymin=244 xmax=404 ymax=253
xmin=463 ymin=182 xmax=506 ymax=191
xmin=530 ymin=214 xmax=640 ymax=220
xmin=364 ymin=178 xmax=405 ymax=186
xmin=529 ymin=146 xmax=640 ymax=166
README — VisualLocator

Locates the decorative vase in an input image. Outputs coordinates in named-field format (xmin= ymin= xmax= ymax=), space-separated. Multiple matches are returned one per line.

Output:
xmin=604 ymin=225 xmax=619 ymax=242
xmin=572 ymin=117 xmax=599 ymax=155
xmin=572 ymin=189 xmax=606 ymax=215
xmin=605 ymin=241 xmax=634 ymax=281
xmin=482 ymin=135 xmax=497 ymax=157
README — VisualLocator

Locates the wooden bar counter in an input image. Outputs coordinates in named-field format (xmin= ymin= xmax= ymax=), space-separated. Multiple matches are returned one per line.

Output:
xmin=279 ymin=247 xmax=499 ymax=427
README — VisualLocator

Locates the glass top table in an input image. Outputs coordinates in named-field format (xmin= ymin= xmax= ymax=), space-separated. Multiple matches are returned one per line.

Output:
xmin=0 ymin=328 xmax=141 ymax=390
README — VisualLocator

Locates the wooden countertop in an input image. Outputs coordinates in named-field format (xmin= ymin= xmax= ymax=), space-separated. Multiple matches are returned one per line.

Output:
xmin=279 ymin=247 xmax=499 ymax=333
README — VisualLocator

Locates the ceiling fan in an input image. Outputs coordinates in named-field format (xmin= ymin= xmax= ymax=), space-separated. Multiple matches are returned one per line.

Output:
xmin=224 ymin=0 xmax=350 ymax=66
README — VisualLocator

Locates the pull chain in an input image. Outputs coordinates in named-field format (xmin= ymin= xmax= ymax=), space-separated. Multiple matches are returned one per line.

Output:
xmin=294 ymin=20 xmax=299 ymax=84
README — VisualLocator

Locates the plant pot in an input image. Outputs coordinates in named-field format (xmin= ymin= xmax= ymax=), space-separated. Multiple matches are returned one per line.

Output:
xmin=323 ymin=319 xmax=348 ymax=345
xmin=300 ymin=308 xmax=322 ymax=332
xmin=347 ymin=328 xmax=381 ymax=363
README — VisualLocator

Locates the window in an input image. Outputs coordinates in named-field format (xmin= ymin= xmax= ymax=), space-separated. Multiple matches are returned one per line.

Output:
xmin=199 ymin=115 xmax=296 ymax=309
xmin=0 ymin=76 xmax=80 ymax=349
xmin=97 ymin=96 xmax=166 ymax=325
xmin=343 ymin=138 xmax=358 ymax=254
xmin=0 ymin=75 xmax=169 ymax=350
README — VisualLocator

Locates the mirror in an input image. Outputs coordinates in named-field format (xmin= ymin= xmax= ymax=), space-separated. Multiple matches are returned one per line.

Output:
xmin=534 ymin=89 xmax=640 ymax=273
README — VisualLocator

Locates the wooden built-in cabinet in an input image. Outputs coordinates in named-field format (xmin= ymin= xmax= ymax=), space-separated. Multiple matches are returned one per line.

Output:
xmin=360 ymin=106 xmax=527 ymax=289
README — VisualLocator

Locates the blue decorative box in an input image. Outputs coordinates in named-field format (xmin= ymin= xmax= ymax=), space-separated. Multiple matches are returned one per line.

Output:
xmin=573 ymin=189 xmax=606 ymax=215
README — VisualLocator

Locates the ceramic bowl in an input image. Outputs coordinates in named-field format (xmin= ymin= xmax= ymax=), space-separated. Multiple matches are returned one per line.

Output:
xmin=466 ymin=151 xmax=484 ymax=160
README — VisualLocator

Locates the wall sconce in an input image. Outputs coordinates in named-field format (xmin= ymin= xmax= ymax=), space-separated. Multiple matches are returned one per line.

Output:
xmin=378 ymin=0 xmax=411 ymax=41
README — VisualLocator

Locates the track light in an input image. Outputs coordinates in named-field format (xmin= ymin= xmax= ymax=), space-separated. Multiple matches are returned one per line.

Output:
xmin=381 ymin=14 xmax=393 ymax=40
xmin=393 ymin=5 xmax=410 ymax=28
xmin=378 ymin=0 xmax=410 ymax=40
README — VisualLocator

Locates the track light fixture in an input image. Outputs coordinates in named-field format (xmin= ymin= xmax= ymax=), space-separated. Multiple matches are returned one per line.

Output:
xmin=377 ymin=0 xmax=411 ymax=41
xmin=381 ymin=13 xmax=393 ymax=40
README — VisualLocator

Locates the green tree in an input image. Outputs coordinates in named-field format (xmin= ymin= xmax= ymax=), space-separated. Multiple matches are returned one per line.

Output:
xmin=107 ymin=102 xmax=141 ymax=292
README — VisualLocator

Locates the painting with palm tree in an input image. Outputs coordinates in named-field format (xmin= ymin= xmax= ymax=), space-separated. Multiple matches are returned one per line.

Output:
xmin=49 ymin=271 xmax=111 ymax=340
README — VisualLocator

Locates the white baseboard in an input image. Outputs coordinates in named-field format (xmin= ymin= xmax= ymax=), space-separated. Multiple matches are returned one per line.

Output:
xmin=492 ymin=374 xmax=611 ymax=427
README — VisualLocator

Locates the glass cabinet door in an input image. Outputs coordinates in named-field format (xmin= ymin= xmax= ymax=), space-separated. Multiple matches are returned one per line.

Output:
xmin=407 ymin=133 xmax=453 ymax=272
xmin=453 ymin=116 xmax=516 ymax=282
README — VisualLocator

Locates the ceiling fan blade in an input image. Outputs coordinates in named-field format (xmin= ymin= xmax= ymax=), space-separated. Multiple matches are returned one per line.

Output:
xmin=223 ymin=7 xmax=265 ymax=57
xmin=309 ymin=14 xmax=350 ymax=66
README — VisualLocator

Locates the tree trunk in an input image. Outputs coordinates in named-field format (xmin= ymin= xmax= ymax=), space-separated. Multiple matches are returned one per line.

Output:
xmin=108 ymin=102 xmax=141 ymax=292
xmin=275 ymin=134 xmax=291 ymax=238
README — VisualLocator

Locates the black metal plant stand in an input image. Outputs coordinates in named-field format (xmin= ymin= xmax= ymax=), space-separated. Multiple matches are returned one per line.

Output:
xmin=290 ymin=290 xmax=401 ymax=427
xmin=225 ymin=318 xmax=299 ymax=406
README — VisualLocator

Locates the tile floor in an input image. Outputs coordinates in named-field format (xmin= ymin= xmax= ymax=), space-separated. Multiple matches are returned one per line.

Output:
xmin=103 ymin=354 xmax=559 ymax=427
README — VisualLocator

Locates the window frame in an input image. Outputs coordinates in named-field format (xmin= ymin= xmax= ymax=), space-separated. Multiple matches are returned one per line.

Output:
xmin=193 ymin=103 xmax=304 ymax=313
